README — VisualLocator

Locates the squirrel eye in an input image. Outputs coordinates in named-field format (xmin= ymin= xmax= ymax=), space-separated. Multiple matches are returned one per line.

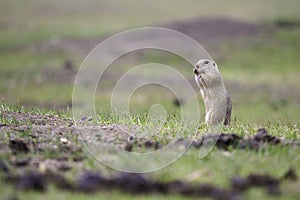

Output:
xmin=204 ymin=61 xmax=209 ymax=65
xmin=213 ymin=63 xmax=216 ymax=67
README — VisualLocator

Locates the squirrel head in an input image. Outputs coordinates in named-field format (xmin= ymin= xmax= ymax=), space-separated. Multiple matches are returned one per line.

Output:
xmin=194 ymin=59 xmax=219 ymax=77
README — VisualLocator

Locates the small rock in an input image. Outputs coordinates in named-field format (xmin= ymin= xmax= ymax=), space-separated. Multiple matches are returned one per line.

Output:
xmin=38 ymin=163 xmax=47 ymax=174
xmin=60 ymin=138 xmax=68 ymax=144
xmin=9 ymin=140 xmax=30 ymax=154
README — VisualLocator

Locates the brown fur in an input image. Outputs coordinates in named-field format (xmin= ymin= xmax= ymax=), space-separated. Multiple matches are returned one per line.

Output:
xmin=194 ymin=59 xmax=232 ymax=125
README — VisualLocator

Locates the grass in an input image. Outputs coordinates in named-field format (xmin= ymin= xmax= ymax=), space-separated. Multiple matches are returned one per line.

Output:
xmin=1 ymin=27 xmax=300 ymax=122
xmin=0 ymin=0 xmax=300 ymax=199
xmin=1 ymin=0 xmax=300 ymax=43
xmin=0 ymin=105 xmax=299 ymax=199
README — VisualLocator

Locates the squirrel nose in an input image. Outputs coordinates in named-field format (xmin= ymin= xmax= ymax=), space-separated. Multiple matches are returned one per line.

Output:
xmin=194 ymin=68 xmax=198 ymax=75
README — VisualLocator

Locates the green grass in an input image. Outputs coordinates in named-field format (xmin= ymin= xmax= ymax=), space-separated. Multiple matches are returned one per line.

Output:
xmin=1 ymin=0 xmax=300 ymax=199
xmin=1 ymin=27 xmax=300 ymax=123
xmin=0 ymin=105 xmax=299 ymax=199
xmin=1 ymin=0 xmax=300 ymax=45
xmin=0 ymin=0 xmax=299 ymax=123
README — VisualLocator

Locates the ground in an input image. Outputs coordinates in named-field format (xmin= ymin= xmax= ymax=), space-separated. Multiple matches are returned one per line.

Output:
xmin=0 ymin=0 xmax=300 ymax=199
xmin=0 ymin=105 xmax=299 ymax=199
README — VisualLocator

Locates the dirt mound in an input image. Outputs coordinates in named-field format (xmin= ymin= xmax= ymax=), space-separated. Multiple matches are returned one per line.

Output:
xmin=32 ymin=18 xmax=266 ymax=57
xmin=165 ymin=18 xmax=264 ymax=44
xmin=3 ymin=166 xmax=297 ymax=199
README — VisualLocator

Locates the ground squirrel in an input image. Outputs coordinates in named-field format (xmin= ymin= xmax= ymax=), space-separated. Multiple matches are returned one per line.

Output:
xmin=194 ymin=59 xmax=232 ymax=125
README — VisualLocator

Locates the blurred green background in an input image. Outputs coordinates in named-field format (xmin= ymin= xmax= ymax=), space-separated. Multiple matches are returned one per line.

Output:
xmin=0 ymin=0 xmax=300 ymax=124
xmin=1 ymin=1 xmax=300 ymax=200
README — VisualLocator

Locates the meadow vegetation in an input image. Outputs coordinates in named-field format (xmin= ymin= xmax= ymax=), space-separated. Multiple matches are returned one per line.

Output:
xmin=0 ymin=0 xmax=299 ymax=199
